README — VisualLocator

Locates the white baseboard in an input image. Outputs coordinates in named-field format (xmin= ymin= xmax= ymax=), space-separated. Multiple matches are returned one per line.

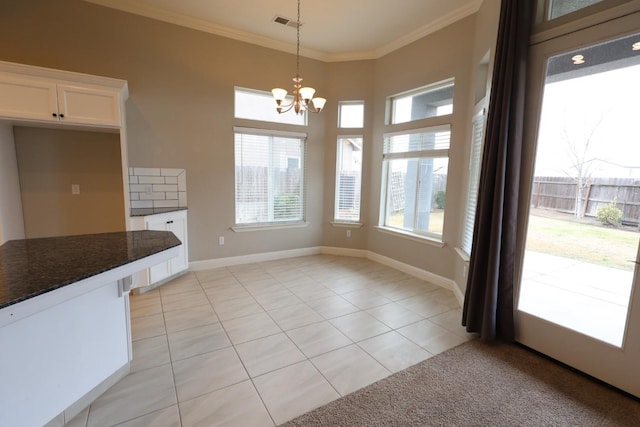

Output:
xmin=451 ymin=281 xmax=465 ymax=306
xmin=189 ymin=247 xmax=322 ymax=270
xmin=190 ymin=246 xmax=460 ymax=306
xmin=365 ymin=251 xmax=456 ymax=292
xmin=319 ymin=246 xmax=368 ymax=258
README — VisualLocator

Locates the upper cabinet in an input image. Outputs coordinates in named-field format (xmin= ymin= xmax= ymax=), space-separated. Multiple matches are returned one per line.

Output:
xmin=0 ymin=61 xmax=128 ymax=129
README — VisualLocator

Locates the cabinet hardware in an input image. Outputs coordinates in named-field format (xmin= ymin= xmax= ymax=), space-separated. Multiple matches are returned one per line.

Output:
xmin=52 ymin=113 xmax=57 ymax=117
xmin=167 ymin=220 xmax=174 ymax=224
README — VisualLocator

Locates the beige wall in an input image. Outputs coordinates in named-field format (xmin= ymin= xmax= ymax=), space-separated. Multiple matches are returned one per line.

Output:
xmin=0 ymin=123 xmax=25 ymax=244
xmin=322 ymin=60 xmax=376 ymax=250
xmin=451 ymin=0 xmax=502 ymax=295
xmin=0 ymin=0 xmax=501 ymax=285
xmin=366 ymin=16 xmax=476 ymax=281
xmin=14 ymin=127 xmax=125 ymax=238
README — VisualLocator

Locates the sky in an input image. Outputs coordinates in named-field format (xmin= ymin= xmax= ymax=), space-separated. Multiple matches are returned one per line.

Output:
xmin=535 ymin=64 xmax=640 ymax=178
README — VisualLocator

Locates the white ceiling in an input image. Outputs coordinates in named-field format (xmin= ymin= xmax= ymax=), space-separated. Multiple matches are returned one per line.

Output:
xmin=84 ymin=0 xmax=482 ymax=62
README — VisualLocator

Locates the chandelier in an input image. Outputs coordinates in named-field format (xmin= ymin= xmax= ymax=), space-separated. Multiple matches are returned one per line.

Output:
xmin=272 ymin=0 xmax=326 ymax=115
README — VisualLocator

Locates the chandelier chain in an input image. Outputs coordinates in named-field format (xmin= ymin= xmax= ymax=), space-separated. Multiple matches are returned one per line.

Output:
xmin=271 ymin=0 xmax=325 ymax=115
xmin=296 ymin=0 xmax=300 ymax=79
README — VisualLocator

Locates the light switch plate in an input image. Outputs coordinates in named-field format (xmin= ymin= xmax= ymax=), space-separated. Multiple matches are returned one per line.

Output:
xmin=71 ymin=184 xmax=80 ymax=195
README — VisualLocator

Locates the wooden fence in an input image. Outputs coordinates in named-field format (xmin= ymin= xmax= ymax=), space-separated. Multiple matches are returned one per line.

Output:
xmin=531 ymin=176 xmax=640 ymax=226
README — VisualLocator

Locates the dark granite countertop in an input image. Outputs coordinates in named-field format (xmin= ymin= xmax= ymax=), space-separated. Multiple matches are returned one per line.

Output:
xmin=130 ymin=207 xmax=188 ymax=217
xmin=0 ymin=230 xmax=181 ymax=310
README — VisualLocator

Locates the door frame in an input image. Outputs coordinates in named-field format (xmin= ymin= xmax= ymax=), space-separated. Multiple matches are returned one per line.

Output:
xmin=514 ymin=9 xmax=640 ymax=397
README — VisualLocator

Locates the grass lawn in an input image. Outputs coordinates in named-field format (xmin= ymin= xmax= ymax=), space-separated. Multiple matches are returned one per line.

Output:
xmin=388 ymin=210 xmax=444 ymax=234
xmin=526 ymin=214 xmax=640 ymax=271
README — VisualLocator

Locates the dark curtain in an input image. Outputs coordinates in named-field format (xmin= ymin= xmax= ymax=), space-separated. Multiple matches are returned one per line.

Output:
xmin=462 ymin=0 xmax=533 ymax=341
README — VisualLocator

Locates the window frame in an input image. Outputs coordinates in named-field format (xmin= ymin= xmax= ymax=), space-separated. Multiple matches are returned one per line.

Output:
xmin=387 ymin=78 xmax=455 ymax=125
xmin=338 ymin=100 xmax=365 ymax=129
xmin=233 ymin=126 xmax=308 ymax=230
xmin=334 ymin=135 xmax=363 ymax=224
xmin=234 ymin=86 xmax=307 ymax=126
xmin=379 ymin=124 xmax=451 ymax=243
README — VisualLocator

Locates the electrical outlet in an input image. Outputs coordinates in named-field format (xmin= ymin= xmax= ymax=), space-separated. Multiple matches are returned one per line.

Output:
xmin=71 ymin=184 xmax=80 ymax=195
xmin=218 ymin=236 xmax=225 ymax=246
xmin=346 ymin=229 xmax=351 ymax=238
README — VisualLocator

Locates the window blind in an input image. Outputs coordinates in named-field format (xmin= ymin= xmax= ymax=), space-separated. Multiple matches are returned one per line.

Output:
xmin=462 ymin=110 xmax=486 ymax=254
xmin=234 ymin=129 xmax=306 ymax=225
xmin=335 ymin=136 xmax=363 ymax=222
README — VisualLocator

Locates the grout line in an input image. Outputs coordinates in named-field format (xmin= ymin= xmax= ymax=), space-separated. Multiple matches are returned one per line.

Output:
xmin=125 ymin=254 xmax=462 ymax=425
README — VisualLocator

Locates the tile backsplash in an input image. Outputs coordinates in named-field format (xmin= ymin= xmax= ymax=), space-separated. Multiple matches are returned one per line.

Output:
xmin=128 ymin=167 xmax=187 ymax=209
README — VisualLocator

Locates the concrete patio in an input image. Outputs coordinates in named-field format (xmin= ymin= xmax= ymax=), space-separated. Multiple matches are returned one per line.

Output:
xmin=519 ymin=251 xmax=634 ymax=346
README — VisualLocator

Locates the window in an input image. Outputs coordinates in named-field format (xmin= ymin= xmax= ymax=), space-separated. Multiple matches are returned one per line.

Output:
xmin=389 ymin=80 xmax=454 ymax=124
xmin=234 ymin=127 xmax=306 ymax=226
xmin=234 ymin=87 xmax=306 ymax=126
xmin=547 ymin=0 xmax=605 ymax=20
xmin=381 ymin=125 xmax=450 ymax=239
xmin=461 ymin=109 xmax=486 ymax=254
xmin=338 ymin=101 xmax=364 ymax=128
xmin=335 ymin=136 xmax=363 ymax=222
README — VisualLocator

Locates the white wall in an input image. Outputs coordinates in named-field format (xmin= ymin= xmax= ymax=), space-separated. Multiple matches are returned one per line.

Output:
xmin=0 ymin=123 xmax=25 ymax=244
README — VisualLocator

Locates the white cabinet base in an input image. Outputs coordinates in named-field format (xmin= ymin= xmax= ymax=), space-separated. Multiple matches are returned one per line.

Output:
xmin=130 ymin=210 xmax=189 ymax=290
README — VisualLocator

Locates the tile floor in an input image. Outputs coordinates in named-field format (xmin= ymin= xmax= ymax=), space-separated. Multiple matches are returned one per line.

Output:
xmin=66 ymin=255 xmax=474 ymax=427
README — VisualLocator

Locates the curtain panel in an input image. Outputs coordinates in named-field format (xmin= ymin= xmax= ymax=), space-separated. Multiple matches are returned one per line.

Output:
xmin=462 ymin=0 xmax=534 ymax=341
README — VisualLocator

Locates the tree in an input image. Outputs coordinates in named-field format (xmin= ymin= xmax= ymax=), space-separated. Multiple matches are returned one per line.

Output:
xmin=559 ymin=114 xmax=604 ymax=218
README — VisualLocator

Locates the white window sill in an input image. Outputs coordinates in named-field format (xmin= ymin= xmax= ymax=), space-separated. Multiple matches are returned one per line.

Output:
xmin=330 ymin=221 xmax=363 ymax=228
xmin=374 ymin=226 xmax=445 ymax=248
xmin=454 ymin=247 xmax=470 ymax=262
xmin=232 ymin=222 xmax=309 ymax=232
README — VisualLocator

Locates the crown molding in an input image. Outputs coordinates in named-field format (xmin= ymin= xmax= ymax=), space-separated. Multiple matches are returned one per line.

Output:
xmin=373 ymin=0 xmax=484 ymax=59
xmin=84 ymin=0 xmax=483 ymax=63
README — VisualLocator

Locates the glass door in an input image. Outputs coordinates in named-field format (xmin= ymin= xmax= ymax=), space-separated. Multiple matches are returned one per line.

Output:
xmin=516 ymin=12 xmax=640 ymax=398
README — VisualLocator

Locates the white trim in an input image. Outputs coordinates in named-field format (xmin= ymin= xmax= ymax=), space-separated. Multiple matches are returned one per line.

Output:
xmin=329 ymin=221 xmax=363 ymax=228
xmin=0 ymin=60 xmax=129 ymax=97
xmin=531 ymin=1 xmax=640 ymax=45
xmin=231 ymin=222 xmax=309 ymax=232
xmin=383 ymin=123 xmax=451 ymax=139
xmin=366 ymin=251 xmax=456 ymax=292
xmin=82 ymin=0 xmax=482 ymax=62
xmin=233 ymin=126 xmax=307 ymax=139
xmin=374 ymin=1 xmax=483 ymax=60
xmin=374 ymin=226 xmax=446 ymax=248
xmin=189 ymin=247 xmax=322 ymax=270
xmin=383 ymin=149 xmax=450 ymax=161
xmin=454 ymin=247 xmax=470 ymax=262
xmin=451 ymin=281 xmax=465 ymax=306
xmin=319 ymin=246 xmax=369 ymax=258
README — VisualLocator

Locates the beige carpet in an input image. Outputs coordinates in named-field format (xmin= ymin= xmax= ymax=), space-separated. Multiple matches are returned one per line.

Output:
xmin=282 ymin=339 xmax=640 ymax=426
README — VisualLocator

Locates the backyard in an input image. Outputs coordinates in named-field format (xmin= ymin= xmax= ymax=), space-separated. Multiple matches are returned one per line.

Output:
xmin=526 ymin=208 xmax=639 ymax=271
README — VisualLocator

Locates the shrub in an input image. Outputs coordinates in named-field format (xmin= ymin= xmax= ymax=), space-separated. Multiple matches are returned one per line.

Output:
xmin=274 ymin=194 xmax=300 ymax=219
xmin=596 ymin=201 xmax=623 ymax=226
xmin=435 ymin=190 xmax=446 ymax=209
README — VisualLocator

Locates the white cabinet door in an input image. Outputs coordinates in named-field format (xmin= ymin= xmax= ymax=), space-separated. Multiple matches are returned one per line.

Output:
xmin=0 ymin=74 xmax=122 ymax=128
xmin=168 ymin=214 xmax=189 ymax=274
xmin=130 ymin=210 xmax=188 ymax=288
xmin=145 ymin=216 xmax=173 ymax=284
xmin=0 ymin=74 xmax=58 ymax=122
xmin=57 ymin=84 xmax=121 ymax=127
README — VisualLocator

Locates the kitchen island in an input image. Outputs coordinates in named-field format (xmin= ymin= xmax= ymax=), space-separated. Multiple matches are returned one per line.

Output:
xmin=0 ymin=230 xmax=181 ymax=427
